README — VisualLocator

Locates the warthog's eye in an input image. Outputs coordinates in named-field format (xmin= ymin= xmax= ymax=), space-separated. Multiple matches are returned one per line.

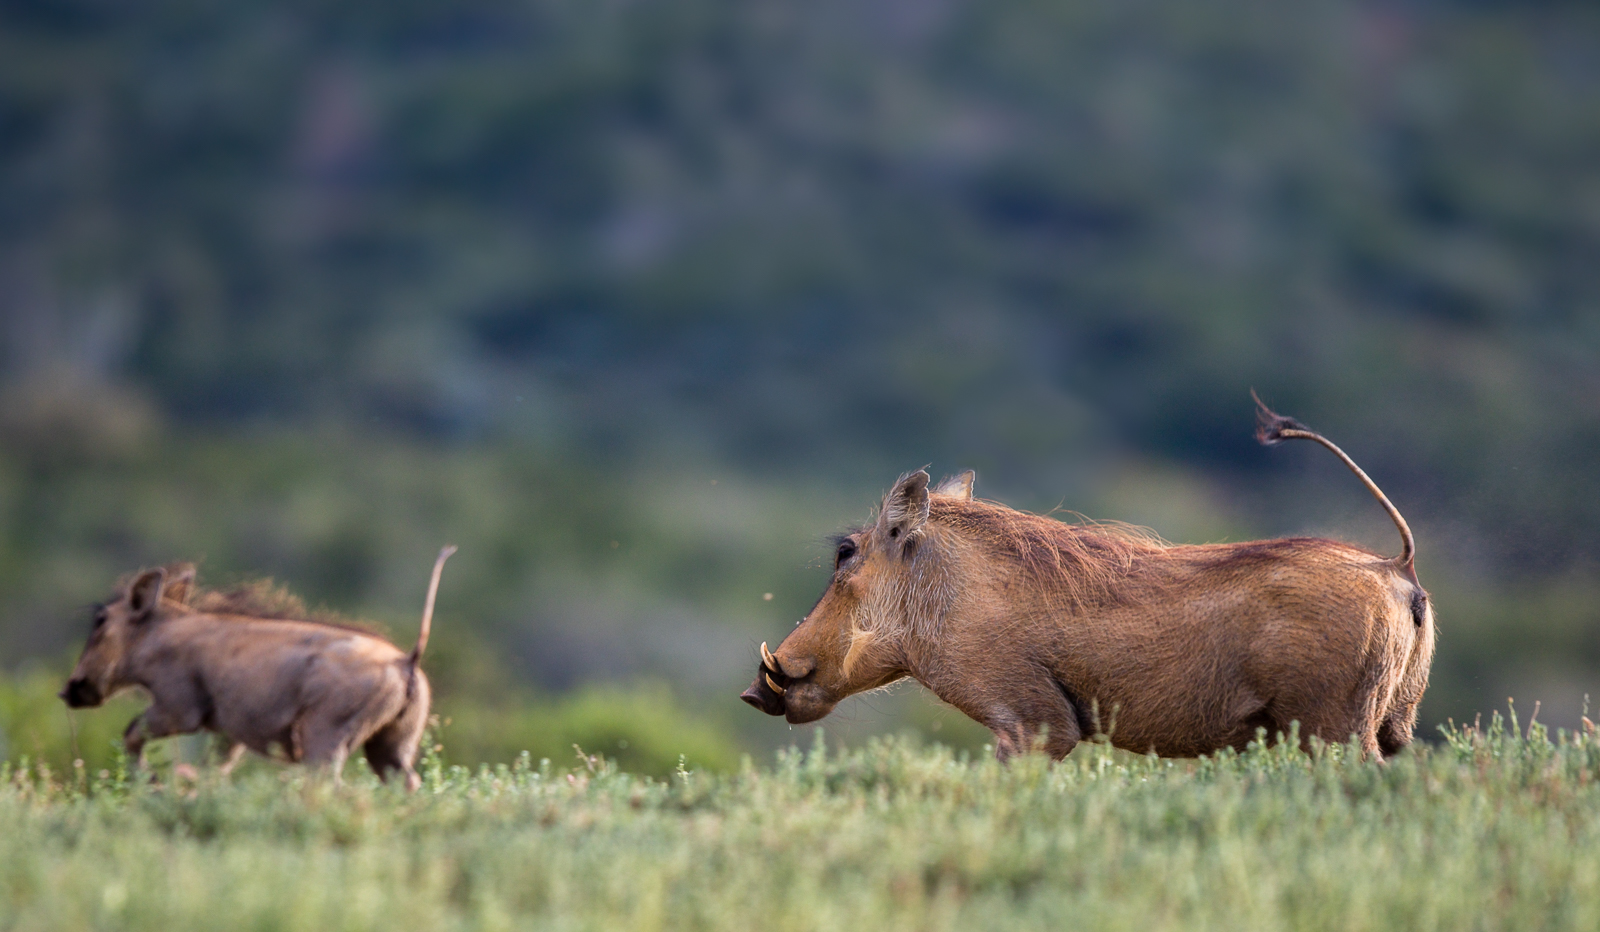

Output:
xmin=91 ymin=606 xmax=108 ymax=630
xmin=835 ymin=540 xmax=857 ymax=568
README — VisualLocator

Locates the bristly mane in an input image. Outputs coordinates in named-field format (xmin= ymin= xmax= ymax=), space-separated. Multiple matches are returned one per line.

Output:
xmin=928 ymin=497 xmax=1170 ymax=610
xmin=125 ymin=566 xmax=389 ymax=638
xmin=193 ymin=581 xmax=390 ymax=637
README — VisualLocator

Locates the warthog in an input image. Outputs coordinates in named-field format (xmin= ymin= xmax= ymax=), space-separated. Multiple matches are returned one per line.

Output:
xmin=61 ymin=547 xmax=456 ymax=789
xmin=742 ymin=398 xmax=1435 ymax=760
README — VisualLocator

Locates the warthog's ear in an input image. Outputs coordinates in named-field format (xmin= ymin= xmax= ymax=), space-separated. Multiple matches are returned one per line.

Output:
xmin=881 ymin=470 xmax=931 ymax=542
xmin=127 ymin=569 xmax=166 ymax=622
xmin=162 ymin=563 xmax=197 ymax=606
xmin=933 ymin=470 xmax=975 ymax=502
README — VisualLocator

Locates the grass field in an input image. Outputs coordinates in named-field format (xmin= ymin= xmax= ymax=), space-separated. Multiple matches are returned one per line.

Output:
xmin=3 ymin=714 xmax=1598 ymax=932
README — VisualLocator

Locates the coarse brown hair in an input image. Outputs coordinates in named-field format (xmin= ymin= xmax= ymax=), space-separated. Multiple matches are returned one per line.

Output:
xmin=928 ymin=498 xmax=1169 ymax=612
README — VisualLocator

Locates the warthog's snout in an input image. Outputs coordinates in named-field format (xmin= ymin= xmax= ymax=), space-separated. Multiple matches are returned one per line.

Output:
xmin=740 ymin=669 xmax=787 ymax=716
xmin=60 ymin=677 xmax=102 ymax=709
xmin=740 ymin=641 xmax=789 ymax=716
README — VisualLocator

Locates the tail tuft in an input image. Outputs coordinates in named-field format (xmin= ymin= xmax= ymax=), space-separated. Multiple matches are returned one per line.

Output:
xmin=1410 ymin=588 xmax=1428 ymax=628
xmin=1252 ymin=389 xmax=1309 ymax=446
xmin=1250 ymin=390 xmax=1418 ymax=577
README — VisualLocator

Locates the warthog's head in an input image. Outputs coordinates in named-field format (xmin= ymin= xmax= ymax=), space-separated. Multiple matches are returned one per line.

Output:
xmin=61 ymin=564 xmax=194 ymax=709
xmin=741 ymin=469 xmax=971 ymax=724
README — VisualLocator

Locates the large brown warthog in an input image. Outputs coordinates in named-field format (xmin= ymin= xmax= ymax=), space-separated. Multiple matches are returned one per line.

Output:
xmin=61 ymin=547 xmax=456 ymax=789
xmin=742 ymin=399 xmax=1435 ymax=760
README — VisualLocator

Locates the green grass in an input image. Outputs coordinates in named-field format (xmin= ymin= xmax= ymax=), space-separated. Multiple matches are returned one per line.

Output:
xmin=3 ymin=714 xmax=1599 ymax=932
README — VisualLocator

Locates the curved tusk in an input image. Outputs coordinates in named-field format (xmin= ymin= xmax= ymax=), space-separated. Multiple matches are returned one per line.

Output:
xmin=761 ymin=641 xmax=779 ymax=672
xmin=764 ymin=672 xmax=786 ymax=696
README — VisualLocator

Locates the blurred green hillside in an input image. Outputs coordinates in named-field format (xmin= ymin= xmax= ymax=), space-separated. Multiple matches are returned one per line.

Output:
xmin=2 ymin=0 xmax=1598 ymax=765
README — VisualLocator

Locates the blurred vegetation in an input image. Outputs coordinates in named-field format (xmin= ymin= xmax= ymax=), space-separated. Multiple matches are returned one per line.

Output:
xmin=2 ymin=0 xmax=1599 ymax=762
xmin=0 ymin=664 xmax=144 ymax=774
xmin=442 ymin=683 xmax=740 ymax=777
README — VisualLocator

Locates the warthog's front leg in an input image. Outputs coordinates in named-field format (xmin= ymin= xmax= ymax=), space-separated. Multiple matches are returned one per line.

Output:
xmin=217 ymin=741 xmax=249 ymax=776
xmin=122 ymin=714 xmax=151 ymax=767
xmin=934 ymin=671 xmax=1087 ymax=762
xmin=122 ymin=703 xmax=204 ymax=769
xmin=989 ymin=709 xmax=1084 ymax=762
xmin=296 ymin=717 xmax=356 ymax=786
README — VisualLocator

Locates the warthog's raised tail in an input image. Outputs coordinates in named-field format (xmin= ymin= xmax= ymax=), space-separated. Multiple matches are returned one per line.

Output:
xmin=1252 ymin=391 xmax=1420 ymax=596
xmin=410 ymin=545 xmax=457 ymax=669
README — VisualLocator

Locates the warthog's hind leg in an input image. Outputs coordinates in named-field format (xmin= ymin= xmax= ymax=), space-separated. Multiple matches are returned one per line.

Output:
xmin=363 ymin=681 xmax=430 ymax=792
xmin=363 ymin=717 xmax=427 ymax=792
xmin=1378 ymin=706 xmax=1417 ymax=757
xmin=1277 ymin=697 xmax=1386 ymax=762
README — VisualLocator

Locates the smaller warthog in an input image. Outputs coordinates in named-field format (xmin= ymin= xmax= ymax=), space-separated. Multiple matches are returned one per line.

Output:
xmin=742 ymin=397 xmax=1436 ymax=761
xmin=61 ymin=547 xmax=456 ymax=789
